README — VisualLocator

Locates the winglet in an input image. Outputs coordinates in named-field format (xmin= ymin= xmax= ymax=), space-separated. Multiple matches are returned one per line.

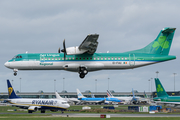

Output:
xmin=7 ymin=80 xmax=21 ymax=99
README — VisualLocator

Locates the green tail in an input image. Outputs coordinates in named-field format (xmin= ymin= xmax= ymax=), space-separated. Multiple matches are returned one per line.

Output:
xmin=127 ymin=28 xmax=176 ymax=55
xmin=155 ymin=78 xmax=169 ymax=97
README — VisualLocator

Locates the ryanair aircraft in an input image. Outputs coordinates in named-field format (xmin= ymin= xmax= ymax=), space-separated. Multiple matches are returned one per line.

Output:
xmin=4 ymin=28 xmax=176 ymax=78
xmin=6 ymin=80 xmax=70 ymax=113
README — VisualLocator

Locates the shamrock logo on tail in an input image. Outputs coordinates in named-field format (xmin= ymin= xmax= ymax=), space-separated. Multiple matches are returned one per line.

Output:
xmin=152 ymin=36 xmax=169 ymax=50
xmin=157 ymin=84 xmax=163 ymax=93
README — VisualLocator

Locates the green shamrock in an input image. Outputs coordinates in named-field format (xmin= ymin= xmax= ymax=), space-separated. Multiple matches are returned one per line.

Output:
xmin=157 ymin=84 xmax=163 ymax=93
xmin=152 ymin=36 xmax=169 ymax=50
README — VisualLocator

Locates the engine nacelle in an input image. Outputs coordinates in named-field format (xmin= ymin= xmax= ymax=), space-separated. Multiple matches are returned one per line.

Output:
xmin=28 ymin=106 xmax=38 ymax=112
xmin=66 ymin=46 xmax=87 ymax=55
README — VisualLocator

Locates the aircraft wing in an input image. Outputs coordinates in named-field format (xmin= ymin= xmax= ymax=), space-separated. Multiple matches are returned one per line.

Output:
xmin=79 ymin=34 xmax=99 ymax=55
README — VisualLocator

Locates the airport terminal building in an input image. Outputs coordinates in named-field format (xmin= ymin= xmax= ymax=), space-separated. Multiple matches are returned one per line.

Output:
xmin=1 ymin=90 xmax=180 ymax=100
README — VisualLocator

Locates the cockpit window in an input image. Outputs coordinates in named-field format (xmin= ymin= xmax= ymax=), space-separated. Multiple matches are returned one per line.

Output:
xmin=62 ymin=102 xmax=67 ymax=104
xmin=16 ymin=56 xmax=19 ymax=59
xmin=20 ymin=56 xmax=22 ymax=58
xmin=14 ymin=55 xmax=22 ymax=59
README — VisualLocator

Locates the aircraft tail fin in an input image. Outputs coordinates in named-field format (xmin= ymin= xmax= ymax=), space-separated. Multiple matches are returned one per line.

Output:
xmin=107 ymin=90 xmax=114 ymax=97
xmin=132 ymin=88 xmax=135 ymax=98
xmin=155 ymin=78 xmax=169 ymax=97
xmin=76 ymin=89 xmax=86 ymax=98
xmin=127 ymin=28 xmax=176 ymax=55
xmin=144 ymin=91 xmax=148 ymax=98
xmin=7 ymin=80 xmax=21 ymax=99
xmin=55 ymin=92 xmax=63 ymax=99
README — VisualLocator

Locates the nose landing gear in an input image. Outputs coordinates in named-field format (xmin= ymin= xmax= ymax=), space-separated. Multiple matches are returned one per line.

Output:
xmin=79 ymin=67 xmax=88 ymax=79
xmin=13 ymin=69 xmax=18 ymax=76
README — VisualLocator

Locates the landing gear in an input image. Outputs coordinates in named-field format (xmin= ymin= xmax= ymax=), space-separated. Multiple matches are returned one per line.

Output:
xmin=79 ymin=67 xmax=88 ymax=79
xmin=14 ymin=72 xmax=17 ymax=76
xmin=13 ymin=69 xmax=18 ymax=76
xmin=41 ymin=110 xmax=45 ymax=113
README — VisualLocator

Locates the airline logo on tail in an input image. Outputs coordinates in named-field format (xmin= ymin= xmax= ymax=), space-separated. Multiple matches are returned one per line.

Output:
xmin=8 ymin=87 xmax=13 ymax=96
xmin=78 ymin=93 xmax=83 ymax=97
xmin=157 ymin=84 xmax=163 ymax=93
xmin=152 ymin=36 xmax=169 ymax=50
xmin=107 ymin=90 xmax=113 ymax=97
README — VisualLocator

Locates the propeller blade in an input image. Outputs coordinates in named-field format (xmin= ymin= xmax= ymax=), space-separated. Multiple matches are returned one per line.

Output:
xmin=63 ymin=39 xmax=66 ymax=60
xmin=58 ymin=47 xmax=61 ymax=53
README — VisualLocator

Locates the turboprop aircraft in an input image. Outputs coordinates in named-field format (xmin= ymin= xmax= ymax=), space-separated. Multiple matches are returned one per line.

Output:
xmin=4 ymin=28 xmax=176 ymax=78
xmin=6 ymin=80 xmax=70 ymax=113
xmin=153 ymin=78 xmax=180 ymax=108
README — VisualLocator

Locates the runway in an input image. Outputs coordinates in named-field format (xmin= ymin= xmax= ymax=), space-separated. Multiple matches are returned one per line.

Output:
xmin=1 ymin=113 xmax=180 ymax=117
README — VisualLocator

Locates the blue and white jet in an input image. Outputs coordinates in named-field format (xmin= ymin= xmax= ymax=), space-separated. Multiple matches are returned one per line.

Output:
xmin=77 ymin=89 xmax=121 ymax=104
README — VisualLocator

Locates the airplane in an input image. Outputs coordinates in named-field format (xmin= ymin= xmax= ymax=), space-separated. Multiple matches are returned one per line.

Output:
xmin=55 ymin=92 xmax=80 ymax=104
xmin=4 ymin=27 xmax=176 ymax=78
xmin=77 ymin=89 xmax=121 ymax=104
xmin=153 ymin=78 xmax=180 ymax=108
xmin=107 ymin=90 xmax=132 ymax=104
xmin=6 ymin=80 xmax=70 ymax=113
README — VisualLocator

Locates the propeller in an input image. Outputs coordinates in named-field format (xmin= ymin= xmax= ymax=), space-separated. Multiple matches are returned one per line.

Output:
xmin=61 ymin=39 xmax=67 ymax=60
xmin=58 ymin=47 xmax=61 ymax=53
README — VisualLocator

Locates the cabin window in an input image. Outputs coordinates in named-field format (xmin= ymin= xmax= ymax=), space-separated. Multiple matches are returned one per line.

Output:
xmin=125 ymin=57 xmax=127 ymax=60
xmin=62 ymin=58 xmax=64 ymax=60
xmin=76 ymin=58 xmax=78 ymax=60
xmin=48 ymin=58 xmax=50 ymax=60
xmin=108 ymin=57 xmax=110 ymax=60
xmin=41 ymin=58 xmax=43 ymax=60
xmin=90 ymin=58 xmax=92 ymax=60
xmin=115 ymin=57 xmax=117 ymax=60
xmin=101 ymin=57 xmax=103 ymax=60
xmin=122 ymin=57 xmax=124 ymax=60
xmin=112 ymin=57 xmax=113 ymax=60
xmin=73 ymin=58 xmax=74 ymax=60
xmin=87 ymin=58 xmax=89 ymax=60
xmin=97 ymin=57 xmax=99 ymax=60
xmin=55 ymin=58 xmax=57 ymax=60
xmin=66 ymin=58 xmax=68 ymax=60
xmin=118 ymin=57 xmax=120 ymax=60
xmin=52 ymin=58 xmax=54 ymax=60
xmin=69 ymin=58 xmax=71 ymax=60
xmin=105 ymin=57 xmax=107 ymax=60
xmin=83 ymin=58 xmax=85 ymax=60
xmin=79 ymin=58 xmax=81 ymax=60
xmin=94 ymin=57 xmax=96 ymax=60
xmin=58 ymin=58 xmax=60 ymax=60
xmin=45 ymin=58 xmax=47 ymax=60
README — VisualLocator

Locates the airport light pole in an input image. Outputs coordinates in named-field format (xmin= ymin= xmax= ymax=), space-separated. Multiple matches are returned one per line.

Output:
xmin=12 ymin=80 xmax=13 ymax=86
xmin=20 ymin=78 xmax=21 ymax=93
xmin=148 ymin=79 xmax=150 ymax=92
xmin=95 ymin=79 xmax=97 ymax=93
xmin=108 ymin=78 xmax=110 ymax=90
xmin=151 ymin=78 xmax=153 ymax=93
xmin=63 ymin=78 xmax=65 ymax=91
xmin=156 ymin=71 xmax=159 ymax=78
xmin=173 ymin=73 xmax=177 ymax=92
xmin=54 ymin=79 xmax=56 ymax=92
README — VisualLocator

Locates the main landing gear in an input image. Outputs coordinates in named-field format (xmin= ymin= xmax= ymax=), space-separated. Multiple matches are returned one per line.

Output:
xmin=79 ymin=67 xmax=88 ymax=79
xmin=13 ymin=69 xmax=18 ymax=76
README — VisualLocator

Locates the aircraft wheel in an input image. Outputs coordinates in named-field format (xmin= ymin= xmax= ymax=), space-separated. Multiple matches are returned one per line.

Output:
xmin=79 ymin=74 xmax=85 ymax=78
xmin=83 ymin=69 xmax=88 ymax=75
xmin=14 ymin=72 xmax=17 ymax=76
xmin=41 ymin=110 xmax=45 ymax=113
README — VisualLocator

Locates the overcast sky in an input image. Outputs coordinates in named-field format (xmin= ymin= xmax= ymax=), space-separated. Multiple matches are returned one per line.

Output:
xmin=0 ymin=0 xmax=180 ymax=93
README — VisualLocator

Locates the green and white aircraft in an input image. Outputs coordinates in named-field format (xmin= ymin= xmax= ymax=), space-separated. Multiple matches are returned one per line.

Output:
xmin=4 ymin=27 xmax=176 ymax=78
xmin=154 ymin=78 xmax=180 ymax=108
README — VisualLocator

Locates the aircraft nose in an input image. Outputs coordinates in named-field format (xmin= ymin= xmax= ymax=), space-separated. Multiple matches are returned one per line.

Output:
xmin=66 ymin=104 xmax=70 ymax=108
xmin=4 ymin=62 xmax=10 ymax=68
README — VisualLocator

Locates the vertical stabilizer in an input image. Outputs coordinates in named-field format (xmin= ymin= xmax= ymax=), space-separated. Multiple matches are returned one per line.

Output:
xmin=76 ymin=89 xmax=86 ymax=98
xmin=155 ymin=78 xmax=169 ymax=97
xmin=127 ymin=28 xmax=176 ymax=55
xmin=55 ymin=92 xmax=63 ymax=99
xmin=107 ymin=90 xmax=114 ymax=97
xmin=7 ymin=80 xmax=21 ymax=99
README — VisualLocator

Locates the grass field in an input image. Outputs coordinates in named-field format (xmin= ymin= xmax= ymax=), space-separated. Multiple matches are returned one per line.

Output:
xmin=1 ymin=105 xmax=180 ymax=119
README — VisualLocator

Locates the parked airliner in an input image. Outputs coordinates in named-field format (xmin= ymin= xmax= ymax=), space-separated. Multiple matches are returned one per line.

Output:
xmin=6 ymin=80 xmax=70 ymax=113
xmin=4 ymin=28 xmax=176 ymax=78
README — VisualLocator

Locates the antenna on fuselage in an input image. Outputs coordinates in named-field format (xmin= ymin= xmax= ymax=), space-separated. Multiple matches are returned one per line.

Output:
xmin=26 ymin=51 xmax=28 ymax=54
